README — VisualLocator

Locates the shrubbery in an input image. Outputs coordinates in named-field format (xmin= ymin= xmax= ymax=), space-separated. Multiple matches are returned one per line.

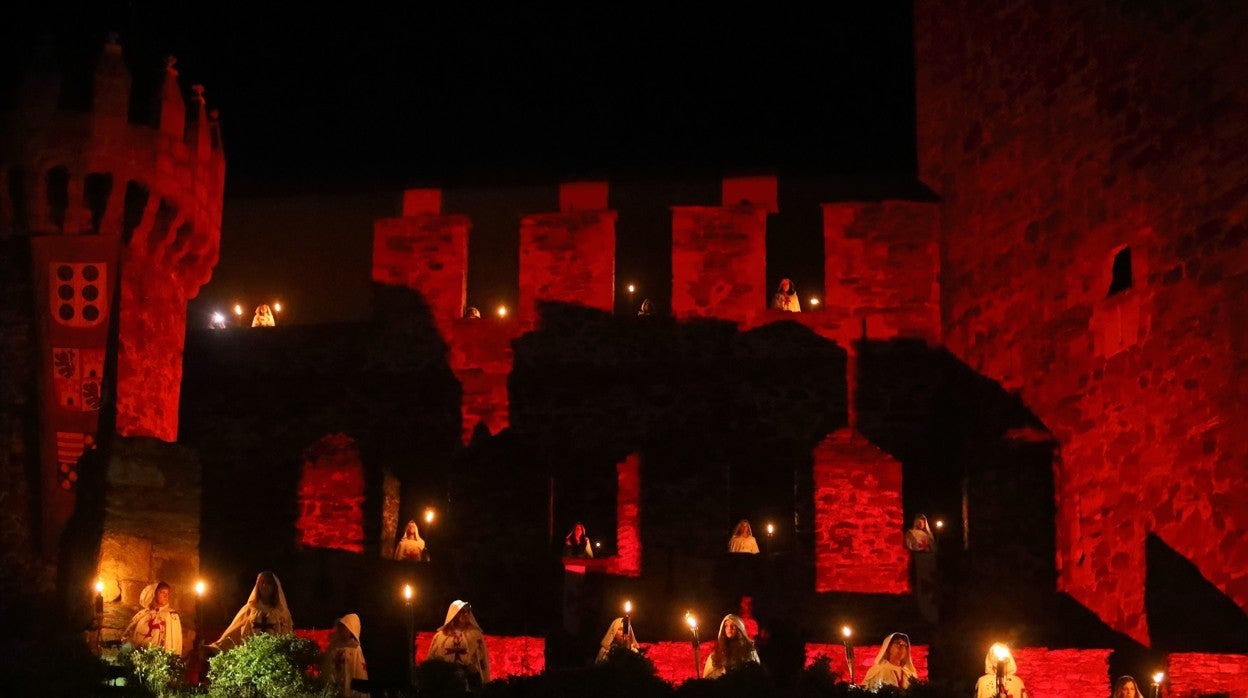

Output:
xmin=118 ymin=644 xmax=188 ymax=697
xmin=205 ymin=633 xmax=330 ymax=698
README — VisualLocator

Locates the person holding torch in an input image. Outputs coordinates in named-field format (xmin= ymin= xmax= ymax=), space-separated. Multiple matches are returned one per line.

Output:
xmin=975 ymin=643 xmax=1028 ymax=698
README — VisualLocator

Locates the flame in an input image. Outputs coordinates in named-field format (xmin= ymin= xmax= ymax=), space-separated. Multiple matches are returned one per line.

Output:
xmin=273 ymin=302 xmax=282 ymax=313
xmin=233 ymin=304 xmax=243 ymax=316
xmin=991 ymin=643 xmax=1011 ymax=661
xmin=497 ymin=305 xmax=508 ymax=318
xmin=195 ymin=580 xmax=206 ymax=596
xmin=403 ymin=584 xmax=413 ymax=600
xmin=627 ymin=284 xmax=636 ymax=294
xmin=685 ymin=612 xmax=697 ymax=629
xmin=624 ymin=600 xmax=632 ymax=614
xmin=424 ymin=508 xmax=435 ymax=524
xmin=810 ymin=297 xmax=820 ymax=306
xmin=1152 ymin=672 xmax=1165 ymax=685
xmin=841 ymin=625 xmax=852 ymax=639
xmin=935 ymin=519 xmax=945 ymax=529
xmin=95 ymin=579 xmax=104 ymax=594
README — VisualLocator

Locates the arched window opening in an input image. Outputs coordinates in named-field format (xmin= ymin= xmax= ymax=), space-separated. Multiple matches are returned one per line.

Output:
xmin=1108 ymin=246 xmax=1133 ymax=297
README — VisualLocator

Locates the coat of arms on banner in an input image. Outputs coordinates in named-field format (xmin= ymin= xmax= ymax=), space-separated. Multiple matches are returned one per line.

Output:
xmin=52 ymin=347 xmax=105 ymax=411
xmin=49 ymin=262 xmax=107 ymax=328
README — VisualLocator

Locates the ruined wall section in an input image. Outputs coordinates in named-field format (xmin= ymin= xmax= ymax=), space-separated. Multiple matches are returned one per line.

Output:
xmin=916 ymin=2 xmax=1248 ymax=643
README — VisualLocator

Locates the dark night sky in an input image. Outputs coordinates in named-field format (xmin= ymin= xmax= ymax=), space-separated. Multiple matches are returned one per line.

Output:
xmin=3 ymin=3 xmax=918 ymax=325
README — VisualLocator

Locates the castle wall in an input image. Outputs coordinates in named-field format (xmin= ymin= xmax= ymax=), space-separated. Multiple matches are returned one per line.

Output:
xmin=917 ymin=1 xmax=1248 ymax=643
xmin=671 ymin=198 xmax=769 ymax=324
xmin=518 ymin=182 xmax=616 ymax=322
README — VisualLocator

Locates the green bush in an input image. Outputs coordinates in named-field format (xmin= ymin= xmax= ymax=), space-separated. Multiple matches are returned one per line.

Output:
xmin=206 ymin=633 xmax=330 ymax=698
xmin=119 ymin=645 xmax=188 ymax=697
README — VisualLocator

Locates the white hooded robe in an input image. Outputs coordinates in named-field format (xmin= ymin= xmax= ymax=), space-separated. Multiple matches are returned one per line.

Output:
xmin=212 ymin=572 xmax=294 ymax=650
xmin=860 ymin=632 xmax=918 ymax=690
xmin=975 ymin=647 xmax=1028 ymax=698
xmin=425 ymin=600 xmax=491 ymax=684
xmin=123 ymin=582 xmax=183 ymax=655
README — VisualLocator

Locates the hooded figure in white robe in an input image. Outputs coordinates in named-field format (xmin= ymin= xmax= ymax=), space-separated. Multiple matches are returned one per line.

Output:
xmin=1113 ymin=675 xmax=1144 ymax=698
xmin=773 ymin=279 xmax=801 ymax=312
xmin=728 ymin=519 xmax=760 ymax=554
xmin=251 ymin=304 xmax=276 ymax=327
xmin=123 ymin=581 xmax=183 ymax=655
xmin=974 ymin=644 xmax=1027 ymax=698
xmin=861 ymin=632 xmax=918 ymax=690
xmin=595 ymin=616 xmax=640 ymax=663
xmin=211 ymin=571 xmax=293 ymax=651
xmin=702 ymin=614 xmax=760 ymax=678
xmin=905 ymin=514 xmax=939 ymax=622
xmin=321 ymin=613 xmax=368 ymax=698
xmin=425 ymin=600 xmax=490 ymax=686
xmin=904 ymin=515 xmax=936 ymax=552
xmin=395 ymin=520 xmax=426 ymax=561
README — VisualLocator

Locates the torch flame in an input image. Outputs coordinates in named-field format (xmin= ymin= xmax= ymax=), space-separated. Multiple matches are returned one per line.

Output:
xmin=624 ymin=601 xmax=632 ymax=614
xmin=233 ymin=304 xmax=243 ymax=316
xmin=841 ymin=625 xmax=852 ymax=639
xmin=991 ymin=643 xmax=1011 ymax=661
xmin=195 ymin=580 xmax=206 ymax=596
xmin=627 ymin=284 xmax=636 ymax=294
xmin=497 ymin=305 xmax=508 ymax=318
xmin=273 ymin=302 xmax=282 ymax=313
xmin=403 ymin=584 xmax=413 ymax=600
xmin=935 ymin=519 xmax=945 ymax=529
xmin=810 ymin=297 xmax=820 ymax=306
xmin=685 ymin=612 xmax=697 ymax=629
xmin=424 ymin=508 xmax=435 ymax=524
xmin=95 ymin=579 xmax=104 ymax=594
xmin=1152 ymin=672 xmax=1164 ymax=685
xmin=766 ymin=523 xmax=775 ymax=535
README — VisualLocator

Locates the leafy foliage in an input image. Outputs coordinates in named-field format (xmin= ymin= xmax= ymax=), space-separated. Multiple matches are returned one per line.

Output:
xmin=206 ymin=633 xmax=329 ymax=698
xmin=119 ymin=645 xmax=187 ymax=697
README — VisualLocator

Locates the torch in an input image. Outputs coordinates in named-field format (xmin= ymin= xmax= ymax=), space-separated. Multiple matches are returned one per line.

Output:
xmin=991 ymin=643 xmax=1011 ymax=697
xmin=623 ymin=601 xmax=632 ymax=637
xmin=403 ymin=584 xmax=415 ymax=683
xmin=686 ymin=612 xmax=700 ymax=679
xmin=194 ymin=580 xmax=206 ymax=648
xmin=1151 ymin=671 xmax=1164 ymax=698
xmin=92 ymin=578 xmax=105 ymax=652
xmin=841 ymin=625 xmax=855 ymax=684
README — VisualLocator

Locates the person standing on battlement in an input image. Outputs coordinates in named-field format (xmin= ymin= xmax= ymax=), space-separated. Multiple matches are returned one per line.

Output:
xmin=773 ymin=279 xmax=801 ymax=312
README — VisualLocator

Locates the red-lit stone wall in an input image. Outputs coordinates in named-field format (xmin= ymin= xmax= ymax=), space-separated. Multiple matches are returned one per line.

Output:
xmin=1168 ymin=652 xmax=1248 ymax=698
xmin=415 ymin=632 xmax=545 ymax=678
xmin=371 ymin=191 xmax=518 ymax=443
xmin=446 ymin=318 xmax=518 ymax=442
xmin=1007 ymin=648 xmax=1110 ymax=698
xmin=372 ymin=200 xmax=470 ymax=339
xmin=604 ymin=453 xmax=641 ymax=577
xmin=916 ymin=2 xmax=1248 ymax=642
xmin=518 ymin=204 xmax=616 ymax=322
xmin=114 ymin=71 xmax=224 ymax=442
xmin=671 ymin=205 xmax=768 ymax=325
xmin=297 ymin=433 xmax=365 ymax=553
xmin=822 ymin=202 xmax=941 ymax=345
xmin=812 ymin=429 xmax=909 ymax=594
xmin=804 ymin=643 xmax=929 ymax=683
xmin=641 ymin=641 xmax=712 ymax=684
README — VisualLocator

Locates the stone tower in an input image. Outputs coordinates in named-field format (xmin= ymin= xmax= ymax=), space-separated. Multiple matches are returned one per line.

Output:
xmin=0 ymin=35 xmax=225 ymax=551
